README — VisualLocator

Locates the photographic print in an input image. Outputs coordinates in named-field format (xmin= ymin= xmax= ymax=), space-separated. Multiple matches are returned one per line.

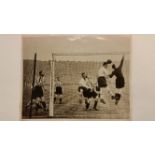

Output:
xmin=22 ymin=35 xmax=130 ymax=119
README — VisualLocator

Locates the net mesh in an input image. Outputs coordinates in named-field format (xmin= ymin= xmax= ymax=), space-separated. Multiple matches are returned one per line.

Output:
xmin=53 ymin=53 xmax=130 ymax=118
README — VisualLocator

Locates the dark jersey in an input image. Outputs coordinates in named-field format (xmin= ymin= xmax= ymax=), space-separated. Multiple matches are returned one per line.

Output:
xmin=110 ymin=56 xmax=125 ymax=88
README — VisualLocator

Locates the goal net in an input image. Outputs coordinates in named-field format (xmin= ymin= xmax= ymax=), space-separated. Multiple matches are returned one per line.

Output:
xmin=49 ymin=52 xmax=130 ymax=118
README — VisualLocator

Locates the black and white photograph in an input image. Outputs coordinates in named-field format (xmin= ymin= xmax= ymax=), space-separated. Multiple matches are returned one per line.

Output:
xmin=1 ymin=1 xmax=155 ymax=155
xmin=22 ymin=35 xmax=130 ymax=119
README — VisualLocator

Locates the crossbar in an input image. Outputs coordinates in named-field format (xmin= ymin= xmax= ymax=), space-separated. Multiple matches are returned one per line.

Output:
xmin=52 ymin=51 xmax=129 ymax=56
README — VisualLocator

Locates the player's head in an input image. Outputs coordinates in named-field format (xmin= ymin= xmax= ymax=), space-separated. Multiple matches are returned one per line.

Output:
xmin=112 ymin=64 xmax=116 ymax=69
xmin=39 ymin=70 xmax=44 ymax=76
xmin=107 ymin=59 xmax=112 ymax=64
xmin=56 ymin=76 xmax=60 ymax=81
xmin=81 ymin=72 xmax=86 ymax=78
xmin=103 ymin=59 xmax=112 ymax=67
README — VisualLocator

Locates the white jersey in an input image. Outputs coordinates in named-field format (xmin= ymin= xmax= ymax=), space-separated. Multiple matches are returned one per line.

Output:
xmin=79 ymin=78 xmax=89 ymax=89
xmin=55 ymin=80 xmax=62 ymax=87
xmin=98 ymin=66 xmax=109 ymax=77
xmin=36 ymin=76 xmax=45 ymax=86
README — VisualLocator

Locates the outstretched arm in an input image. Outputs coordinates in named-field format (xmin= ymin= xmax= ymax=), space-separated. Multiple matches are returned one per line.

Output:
xmin=119 ymin=56 xmax=124 ymax=69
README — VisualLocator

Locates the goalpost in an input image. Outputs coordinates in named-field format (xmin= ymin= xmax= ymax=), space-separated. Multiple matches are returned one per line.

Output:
xmin=48 ymin=52 xmax=129 ymax=117
xmin=49 ymin=53 xmax=55 ymax=117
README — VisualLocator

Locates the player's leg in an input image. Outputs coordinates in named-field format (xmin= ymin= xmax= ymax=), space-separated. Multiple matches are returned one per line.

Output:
xmin=100 ymin=87 xmax=106 ymax=104
xmin=97 ymin=77 xmax=107 ymax=104
xmin=85 ymin=97 xmax=90 ymax=110
xmin=78 ymin=87 xmax=83 ymax=104
xmin=35 ymin=97 xmax=41 ymax=112
xmin=84 ymin=89 xmax=90 ymax=110
xmin=93 ymin=100 xmax=98 ymax=110
xmin=118 ymin=88 xmax=123 ymax=95
xmin=114 ymin=76 xmax=125 ymax=105
xmin=54 ymin=94 xmax=57 ymax=103
xmin=106 ymin=86 xmax=115 ymax=98
xmin=57 ymin=86 xmax=63 ymax=104
xmin=25 ymin=100 xmax=31 ymax=109
xmin=87 ymin=89 xmax=93 ymax=110
xmin=93 ymin=92 xmax=99 ymax=111
xmin=114 ymin=94 xmax=121 ymax=105
xmin=115 ymin=88 xmax=124 ymax=105
xmin=59 ymin=94 xmax=63 ymax=104
xmin=41 ymin=96 xmax=47 ymax=111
